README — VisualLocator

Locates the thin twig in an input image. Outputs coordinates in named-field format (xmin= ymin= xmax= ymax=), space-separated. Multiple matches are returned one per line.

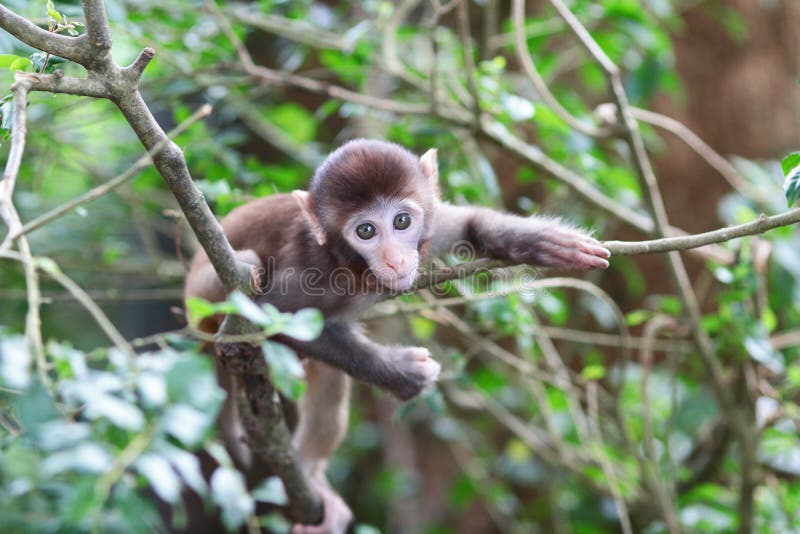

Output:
xmin=0 ymin=79 xmax=49 ymax=391
xmin=512 ymin=0 xmax=610 ymax=137
xmin=0 ymin=5 xmax=89 ymax=65
xmin=602 ymin=208 xmax=800 ymax=255
xmin=629 ymin=106 xmax=769 ymax=202
xmin=587 ymin=382 xmax=634 ymax=534
xmin=640 ymin=315 xmax=681 ymax=534
xmin=456 ymin=0 xmax=481 ymax=126
xmin=209 ymin=0 xmax=432 ymax=117
xmin=0 ymin=250 xmax=134 ymax=357
xmin=6 ymin=104 xmax=212 ymax=242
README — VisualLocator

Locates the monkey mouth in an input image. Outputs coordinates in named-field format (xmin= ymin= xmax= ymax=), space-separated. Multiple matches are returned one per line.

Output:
xmin=376 ymin=270 xmax=417 ymax=291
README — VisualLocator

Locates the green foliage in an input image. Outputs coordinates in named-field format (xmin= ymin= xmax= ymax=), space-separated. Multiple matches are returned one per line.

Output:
xmin=782 ymin=151 xmax=800 ymax=207
xmin=189 ymin=291 xmax=323 ymax=400
xmin=2 ymin=338 xmax=216 ymax=531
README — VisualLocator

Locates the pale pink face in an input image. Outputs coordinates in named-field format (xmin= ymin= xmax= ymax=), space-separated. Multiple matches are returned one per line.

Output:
xmin=343 ymin=197 xmax=425 ymax=290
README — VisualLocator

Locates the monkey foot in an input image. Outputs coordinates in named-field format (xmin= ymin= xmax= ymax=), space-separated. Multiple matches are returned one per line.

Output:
xmin=292 ymin=482 xmax=353 ymax=534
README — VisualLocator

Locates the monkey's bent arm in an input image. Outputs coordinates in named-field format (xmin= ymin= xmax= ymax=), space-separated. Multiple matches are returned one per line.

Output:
xmin=184 ymin=249 xmax=263 ymax=304
xmin=429 ymin=202 xmax=610 ymax=270
xmin=277 ymin=322 xmax=440 ymax=401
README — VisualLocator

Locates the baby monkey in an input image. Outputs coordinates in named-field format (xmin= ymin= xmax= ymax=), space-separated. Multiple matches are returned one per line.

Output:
xmin=184 ymin=139 xmax=610 ymax=533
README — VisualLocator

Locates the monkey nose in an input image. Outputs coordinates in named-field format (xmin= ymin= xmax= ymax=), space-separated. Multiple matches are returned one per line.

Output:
xmin=385 ymin=255 xmax=406 ymax=273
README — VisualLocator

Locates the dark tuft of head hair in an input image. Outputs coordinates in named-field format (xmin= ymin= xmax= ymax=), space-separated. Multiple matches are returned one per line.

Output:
xmin=310 ymin=139 xmax=435 ymax=231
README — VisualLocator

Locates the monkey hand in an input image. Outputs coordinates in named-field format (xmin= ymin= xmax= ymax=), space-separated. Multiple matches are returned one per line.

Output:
xmin=292 ymin=481 xmax=353 ymax=534
xmin=514 ymin=224 xmax=610 ymax=270
xmin=386 ymin=346 xmax=441 ymax=401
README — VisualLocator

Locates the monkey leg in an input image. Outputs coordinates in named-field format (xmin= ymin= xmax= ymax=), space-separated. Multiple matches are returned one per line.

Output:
xmin=292 ymin=360 xmax=353 ymax=534
xmin=278 ymin=321 xmax=440 ymax=400
xmin=293 ymin=360 xmax=351 ymax=477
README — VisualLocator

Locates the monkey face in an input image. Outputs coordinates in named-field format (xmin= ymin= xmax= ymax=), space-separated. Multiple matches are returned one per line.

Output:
xmin=342 ymin=197 xmax=425 ymax=290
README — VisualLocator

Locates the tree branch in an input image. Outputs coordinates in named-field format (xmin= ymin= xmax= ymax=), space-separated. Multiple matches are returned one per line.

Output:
xmin=14 ymin=71 xmax=110 ymax=98
xmin=628 ymin=106 xmax=768 ymax=202
xmin=0 ymin=5 xmax=89 ymax=66
xmin=602 ymin=209 xmax=800 ymax=255
xmin=81 ymin=0 xmax=112 ymax=57
xmin=0 ymin=79 xmax=48 ymax=391
xmin=512 ymin=0 xmax=610 ymax=137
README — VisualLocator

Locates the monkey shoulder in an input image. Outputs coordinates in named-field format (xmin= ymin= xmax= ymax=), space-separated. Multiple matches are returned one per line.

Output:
xmin=215 ymin=194 xmax=308 ymax=258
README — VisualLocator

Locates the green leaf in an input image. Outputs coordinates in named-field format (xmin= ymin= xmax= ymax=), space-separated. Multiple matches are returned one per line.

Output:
xmin=261 ymin=341 xmax=306 ymax=401
xmin=29 ymin=52 xmax=47 ymax=72
xmin=83 ymin=392 xmax=145 ymax=431
xmin=0 ymin=54 xmax=23 ymax=68
xmin=36 ymin=420 xmax=91 ymax=451
xmin=787 ymin=365 xmax=800 ymax=388
xmin=64 ymin=477 xmax=103 ymax=523
xmin=409 ymin=315 xmax=436 ymax=339
xmin=499 ymin=93 xmax=535 ymax=122
xmin=163 ymin=404 xmax=213 ymax=447
xmin=655 ymin=294 xmax=682 ymax=315
xmin=46 ymin=0 xmax=62 ymax=23
xmin=781 ymin=152 xmax=800 ymax=207
xmin=161 ymin=444 xmax=208 ymax=496
xmin=137 ymin=372 xmax=167 ymax=408
xmin=744 ymin=336 xmax=785 ymax=373
xmin=781 ymin=152 xmax=800 ymax=175
xmin=0 ymin=334 xmax=32 ymax=388
xmin=264 ymin=103 xmax=317 ymax=144
xmin=166 ymin=356 xmax=224 ymax=414
xmin=228 ymin=291 xmax=271 ymax=326
xmin=282 ymin=308 xmax=324 ymax=341
xmin=136 ymin=454 xmax=182 ymax=504
xmin=624 ymin=309 xmax=651 ymax=327
xmin=0 ymin=54 xmax=31 ymax=71
xmin=29 ymin=52 xmax=67 ymax=73
xmin=185 ymin=297 xmax=216 ymax=325
xmin=40 ymin=442 xmax=112 ymax=475
xmin=504 ymin=438 xmax=532 ymax=462
xmin=210 ymin=467 xmax=254 ymax=531
xmin=471 ymin=367 xmax=506 ymax=395
xmin=1 ymin=101 xmax=14 ymax=132
xmin=581 ymin=364 xmax=606 ymax=381
xmin=110 ymin=484 xmax=164 ymax=532
xmin=251 ymin=477 xmax=288 ymax=505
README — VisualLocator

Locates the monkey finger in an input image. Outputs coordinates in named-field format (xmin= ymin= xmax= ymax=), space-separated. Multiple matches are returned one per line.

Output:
xmin=580 ymin=240 xmax=611 ymax=259
xmin=579 ymin=252 xmax=610 ymax=269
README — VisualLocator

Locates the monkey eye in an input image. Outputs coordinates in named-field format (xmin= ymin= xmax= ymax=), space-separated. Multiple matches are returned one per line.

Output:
xmin=356 ymin=222 xmax=376 ymax=240
xmin=393 ymin=212 xmax=411 ymax=230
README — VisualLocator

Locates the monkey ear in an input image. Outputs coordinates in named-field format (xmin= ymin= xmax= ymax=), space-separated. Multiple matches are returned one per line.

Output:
xmin=420 ymin=148 xmax=439 ymax=192
xmin=292 ymin=190 xmax=327 ymax=246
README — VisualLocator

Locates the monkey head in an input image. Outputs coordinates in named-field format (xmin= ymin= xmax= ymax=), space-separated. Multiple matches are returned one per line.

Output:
xmin=293 ymin=139 xmax=440 ymax=290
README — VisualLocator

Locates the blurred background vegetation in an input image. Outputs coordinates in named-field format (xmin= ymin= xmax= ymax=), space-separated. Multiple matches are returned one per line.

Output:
xmin=1 ymin=0 xmax=800 ymax=532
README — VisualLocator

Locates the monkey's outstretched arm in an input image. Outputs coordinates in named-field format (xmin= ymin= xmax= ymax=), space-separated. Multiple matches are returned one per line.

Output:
xmin=429 ymin=202 xmax=610 ymax=269
xmin=277 ymin=322 xmax=440 ymax=400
